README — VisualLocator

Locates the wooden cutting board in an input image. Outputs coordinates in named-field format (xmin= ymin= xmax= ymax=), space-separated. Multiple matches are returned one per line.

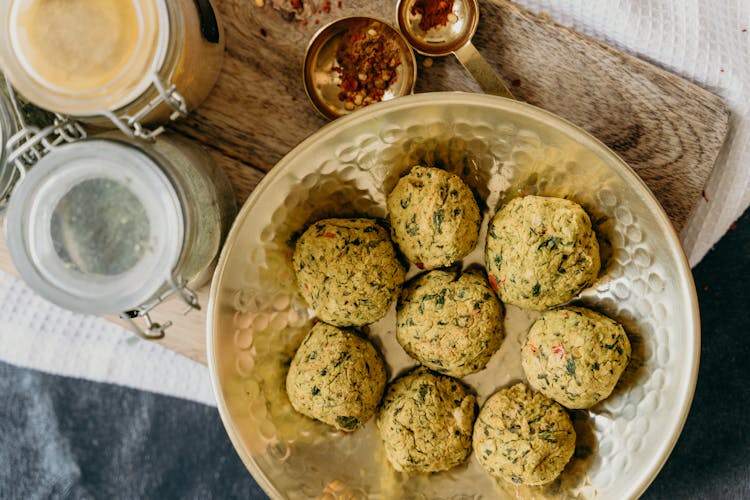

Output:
xmin=0 ymin=0 xmax=729 ymax=364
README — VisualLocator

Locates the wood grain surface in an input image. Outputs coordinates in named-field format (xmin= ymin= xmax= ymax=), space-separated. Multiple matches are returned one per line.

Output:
xmin=176 ymin=0 xmax=730 ymax=226
xmin=0 ymin=0 xmax=730 ymax=365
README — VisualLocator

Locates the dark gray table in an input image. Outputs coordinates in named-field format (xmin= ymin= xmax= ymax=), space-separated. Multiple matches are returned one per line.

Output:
xmin=1 ymin=209 xmax=749 ymax=499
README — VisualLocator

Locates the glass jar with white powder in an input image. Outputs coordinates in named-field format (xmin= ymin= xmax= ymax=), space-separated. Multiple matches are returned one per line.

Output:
xmin=4 ymin=132 xmax=236 ymax=338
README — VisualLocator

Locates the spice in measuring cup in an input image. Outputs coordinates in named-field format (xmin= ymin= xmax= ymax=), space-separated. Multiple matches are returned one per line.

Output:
xmin=335 ymin=21 xmax=403 ymax=111
xmin=411 ymin=0 xmax=456 ymax=32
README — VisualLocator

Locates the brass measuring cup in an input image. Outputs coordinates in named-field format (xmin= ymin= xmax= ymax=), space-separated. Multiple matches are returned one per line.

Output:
xmin=396 ymin=0 xmax=515 ymax=99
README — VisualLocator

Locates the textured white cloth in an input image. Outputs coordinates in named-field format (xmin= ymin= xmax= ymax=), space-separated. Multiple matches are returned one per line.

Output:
xmin=1 ymin=0 xmax=748 ymax=399
xmin=0 ymin=274 xmax=216 ymax=406
xmin=514 ymin=0 xmax=750 ymax=266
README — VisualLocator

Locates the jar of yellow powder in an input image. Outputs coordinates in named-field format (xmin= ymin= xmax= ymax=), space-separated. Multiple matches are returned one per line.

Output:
xmin=0 ymin=0 xmax=224 ymax=137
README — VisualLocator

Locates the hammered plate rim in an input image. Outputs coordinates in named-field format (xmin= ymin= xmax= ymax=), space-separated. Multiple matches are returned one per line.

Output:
xmin=206 ymin=91 xmax=700 ymax=500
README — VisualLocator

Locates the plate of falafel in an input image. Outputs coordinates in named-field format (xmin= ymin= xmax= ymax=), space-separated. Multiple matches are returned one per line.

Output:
xmin=207 ymin=93 xmax=700 ymax=499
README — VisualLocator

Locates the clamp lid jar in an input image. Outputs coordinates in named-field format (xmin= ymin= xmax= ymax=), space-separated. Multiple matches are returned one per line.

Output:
xmin=4 ymin=134 xmax=237 ymax=337
xmin=0 ymin=0 xmax=224 ymax=136
xmin=6 ymin=139 xmax=183 ymax=314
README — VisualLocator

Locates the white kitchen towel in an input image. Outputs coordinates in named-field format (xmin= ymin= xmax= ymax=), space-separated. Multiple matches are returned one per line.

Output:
xmin=1 ymin=0 xmax=747 ymax=399
xmin=514 ymin=0 xmax=750 ymax=266
xmin=0 ymin=272 xmax=216 ymax=406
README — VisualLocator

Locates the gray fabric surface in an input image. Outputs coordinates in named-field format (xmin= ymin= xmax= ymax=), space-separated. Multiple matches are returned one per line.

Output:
xmin=1 ymin=209 xmax=749 ymax=499
xmin=0 ymin=363 xmax=266 ymax=499
xmin=643 ymin=207 xmax=750 ymax=500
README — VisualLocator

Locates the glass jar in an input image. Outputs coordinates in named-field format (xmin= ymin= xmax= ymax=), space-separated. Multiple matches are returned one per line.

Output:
xmin=0 ymin=0 xmax=224 ymax=135
xmin=4 ymin=132 xmax=237 ymax=338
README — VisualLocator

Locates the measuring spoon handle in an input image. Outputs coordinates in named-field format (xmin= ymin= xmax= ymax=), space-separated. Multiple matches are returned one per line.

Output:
xmin=453 ymin=42 xmax=515 ymax=100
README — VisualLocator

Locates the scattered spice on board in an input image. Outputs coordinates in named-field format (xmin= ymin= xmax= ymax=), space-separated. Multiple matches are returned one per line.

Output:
xmin=335 ymin=22 xmax=402 ymax=110
xmin=411 ymin=0 xmax=455 ymax=32
xmin=261 ymin=0 xmax=341 ymax=25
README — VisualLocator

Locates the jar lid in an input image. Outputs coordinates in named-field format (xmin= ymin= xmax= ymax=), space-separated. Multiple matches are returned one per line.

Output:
xmin=0 ymin=0 xmax=169 ymax=116
xmin=5 ymin=138 xmax=184 ymax=315
xmin=0 ymin=88 xmax=17 ymax=200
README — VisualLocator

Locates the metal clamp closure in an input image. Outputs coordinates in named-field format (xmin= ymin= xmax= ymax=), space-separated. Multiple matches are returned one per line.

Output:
xmin=3 ymin=79 xmax=86 ymax=177
xmin=102 ymin=73 xmax=188 ymax=142
xmin=119 ymin=276 xmax=200 ymax=340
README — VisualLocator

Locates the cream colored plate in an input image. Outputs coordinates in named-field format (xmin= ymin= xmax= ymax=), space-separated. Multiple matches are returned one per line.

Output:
xmin=207 ymin=93 xmax=700 ymax=499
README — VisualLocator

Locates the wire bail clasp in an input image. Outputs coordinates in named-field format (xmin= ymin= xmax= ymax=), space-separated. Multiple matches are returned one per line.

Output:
xmin=119 ymin=275 xmax=200 ymax=340
xmin=3 ymin=79 xmax=87 ymax=179
xmin=102 ymin=73 xmax=188 ymax=142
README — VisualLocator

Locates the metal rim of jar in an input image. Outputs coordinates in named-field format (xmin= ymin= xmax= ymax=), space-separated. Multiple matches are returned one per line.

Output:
xmin=0 ymin=87 xmax=18 ymax=200
xmin=4 ymin=137 xmax=186 ymax=315
xmin=0 ymin=0 xmax=175 ymax=117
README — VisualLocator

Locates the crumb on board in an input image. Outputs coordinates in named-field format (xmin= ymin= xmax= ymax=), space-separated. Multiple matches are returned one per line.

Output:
xmin=422 ymin=57 xmax=433 ymax=68
xmin=258 ymin=0 xmax=342 ymax=25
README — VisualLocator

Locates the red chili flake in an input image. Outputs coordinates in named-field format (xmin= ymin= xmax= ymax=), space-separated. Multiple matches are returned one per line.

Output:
xmin=415 ymin=262 xmax=425 ymax=270
xmin=315 ymin=19 xmax=320 ymax=24
xmin=300 ymin=18 xmax=308 ymax=26
xmin=411 ymin=0 xmax=453 ymax=32
xmin=334 ymin=21 xmax=402 ymax=110
xmin=552 ymin=344 xmax=566 ymax=357
xmin=337 ymin=0 xmax=342 ymax=7
xmin=528 ymin=342 xmax=538 ymax=353
xmin=511 ymin=78 xmax=522 ymax=87
xmin=322 ymin=0 xmax=331 ymax=13
xmin=730 ymin=221 xmax=738 ymax=231
xmin=488 ymin=274 xmax=499 ymax=292
xmin=290 ymin=0 xmax=303 ymax=10
xmin=322 ymin=232 xmax=336 ymax=238
xmin=304 ymin=283 xmax=310 ymax=291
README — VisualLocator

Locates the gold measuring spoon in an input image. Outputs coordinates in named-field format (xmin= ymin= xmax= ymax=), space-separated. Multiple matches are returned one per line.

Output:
xmin=396 ymin=0 xmax=515 ymax=99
